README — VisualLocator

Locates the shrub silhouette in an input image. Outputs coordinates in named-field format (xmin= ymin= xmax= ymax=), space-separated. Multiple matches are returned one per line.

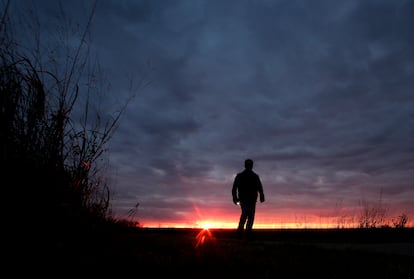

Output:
xmin=1 ymin=1 xmax=131 ymax=233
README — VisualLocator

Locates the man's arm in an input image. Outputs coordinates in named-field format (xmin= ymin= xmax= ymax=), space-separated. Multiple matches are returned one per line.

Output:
xmin=232 ymin=175 xmax=239 ymax=205
xmin=258 ymin=176 xmax=265 ymax=203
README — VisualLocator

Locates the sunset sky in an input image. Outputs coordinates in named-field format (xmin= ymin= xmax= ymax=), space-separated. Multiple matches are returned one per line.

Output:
xmin=10 ymin=0 xmax=414 ymax=228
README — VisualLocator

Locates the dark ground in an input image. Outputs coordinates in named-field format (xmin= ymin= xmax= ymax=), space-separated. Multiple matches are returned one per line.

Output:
xmin=10 ymin=227 xmax=414 ymax=278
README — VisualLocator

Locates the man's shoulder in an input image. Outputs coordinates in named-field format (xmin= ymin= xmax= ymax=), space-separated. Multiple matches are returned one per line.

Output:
xmin=249 ymin=171 xmax=261 ymax=180
xmin=238 ymin=170 xmax=259 ymax=176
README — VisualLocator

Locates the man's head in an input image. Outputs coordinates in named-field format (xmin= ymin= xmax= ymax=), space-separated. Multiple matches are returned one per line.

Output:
xmin=244 ymin=159 xmax=253 ymax=170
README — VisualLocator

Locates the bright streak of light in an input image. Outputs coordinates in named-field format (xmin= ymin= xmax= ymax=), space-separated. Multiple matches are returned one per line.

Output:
xmin=194 ymin=227 xmax=215 ymax=248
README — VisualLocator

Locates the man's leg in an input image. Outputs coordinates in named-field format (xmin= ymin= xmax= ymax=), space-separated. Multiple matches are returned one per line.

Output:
xmin=237 ymin=204 xmax=248 ymax=238
xmin=245 ymin=204 xmax=256 ymax=240
xmin=238 ymin=214 xmax=247 ymax=230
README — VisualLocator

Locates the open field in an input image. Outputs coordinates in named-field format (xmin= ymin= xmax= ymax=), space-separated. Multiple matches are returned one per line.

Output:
xmin=13 ymin=227 xmax=414 ymax=278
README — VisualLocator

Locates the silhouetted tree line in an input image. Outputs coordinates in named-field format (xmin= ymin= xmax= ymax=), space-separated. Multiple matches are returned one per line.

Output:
xmin=1 ymin=2 xmax=128 ymax=234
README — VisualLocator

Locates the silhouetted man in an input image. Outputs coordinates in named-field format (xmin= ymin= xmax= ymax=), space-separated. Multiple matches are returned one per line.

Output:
xmin=232 ymin=158 xmax=265 ymax=239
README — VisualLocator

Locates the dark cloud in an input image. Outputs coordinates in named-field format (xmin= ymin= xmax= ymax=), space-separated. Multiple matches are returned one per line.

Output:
xmin=9 ymin=0 xmax=414 ymax=227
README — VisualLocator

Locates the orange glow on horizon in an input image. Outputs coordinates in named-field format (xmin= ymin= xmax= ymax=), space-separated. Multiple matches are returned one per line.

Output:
xmin=134 ymin=205 xmax=414 ymax=229
xmin=138 ymin=221 xmax=355 ymax=229
xmin=200 ymin=222 xmax=212 ymax=230
xmin=137 ymin=217 xmax=414 ymax=229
